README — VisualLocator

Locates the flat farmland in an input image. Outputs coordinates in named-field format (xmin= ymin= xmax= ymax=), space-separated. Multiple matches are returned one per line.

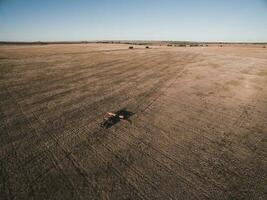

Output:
xmin=0 ymin=44 xmax=267 ymax=200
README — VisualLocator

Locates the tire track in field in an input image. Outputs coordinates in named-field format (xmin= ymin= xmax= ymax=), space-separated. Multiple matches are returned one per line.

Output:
xmin=85 ymin=123 xmax=209 ymax=200
xmin=32 ymin=111 xmax=148 ymax=200
xmin=122 ymin=116 xmax=239 ymax=194
xmin=32 ymin=68 xmax=175 ymax=150
xmin=7 ymin=51 xmax=195 ymax=198
xmin=1 ymin=50 xmax=181 ymax=198
xmin=7 ymin=65 xmax=168 ymax=154
xmin=1 ymin=87 xmax=37 ymax=199
xmin=3 ymin=84 xmax=147 ymax=199
xmin=22 ymin=51 xmax=165 ymax=114
xmin=48 ymin=51 xmax=196 ymax=142
xmin=11 ymin=53 xmax=145 ymax=101
xmin=68 ymin=123 xmax=180 ymax=200
xmin=33 ymin=52 xmax=185 ymax=127
xmin=7 ymin=50 xmax=152 ymax=95
xmin=151 ymin=92 xmax=265 ymax=155
xmin=2 ymin=86 xmax=89 ymax=199
xmin=49 ymin=52 xmax=207 ymax=198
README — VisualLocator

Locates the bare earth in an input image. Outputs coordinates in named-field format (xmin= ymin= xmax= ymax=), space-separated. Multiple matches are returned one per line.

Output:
xmin=0 ymin=44 xmax=266 ymax=200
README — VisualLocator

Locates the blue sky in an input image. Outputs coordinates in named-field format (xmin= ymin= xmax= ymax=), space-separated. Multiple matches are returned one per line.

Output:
xmin=0 ymin=0 xmax=267 ymax=42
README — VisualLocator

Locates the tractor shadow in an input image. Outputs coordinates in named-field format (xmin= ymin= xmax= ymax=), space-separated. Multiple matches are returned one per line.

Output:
xmin=101 ymin=108 xmax=134 ymax=129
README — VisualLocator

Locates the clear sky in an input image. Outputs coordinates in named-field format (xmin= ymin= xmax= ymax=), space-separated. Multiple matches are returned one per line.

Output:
xmin=0 ymin=0 xmax=267 ymax=42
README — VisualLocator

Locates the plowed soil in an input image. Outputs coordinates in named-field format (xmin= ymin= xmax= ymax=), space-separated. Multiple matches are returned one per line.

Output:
xmin=1 ymin=44 xmax=266 ymax=200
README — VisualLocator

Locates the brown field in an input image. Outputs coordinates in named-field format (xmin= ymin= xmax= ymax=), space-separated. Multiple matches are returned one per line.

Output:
xmin=0 ymin=44 xmax=267 ymax=200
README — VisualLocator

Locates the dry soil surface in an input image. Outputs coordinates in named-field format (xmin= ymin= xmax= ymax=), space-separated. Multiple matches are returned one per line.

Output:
xmin=0 ymin=44 xmax=267 ymax=200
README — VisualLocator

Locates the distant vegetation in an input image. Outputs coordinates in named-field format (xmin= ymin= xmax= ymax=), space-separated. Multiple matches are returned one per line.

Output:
xmin=0 ymin=41 xmax=266 ymax=47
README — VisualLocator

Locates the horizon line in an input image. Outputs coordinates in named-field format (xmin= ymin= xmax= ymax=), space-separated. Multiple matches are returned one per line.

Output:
xmin=0 ymin=40 xmax=267 ymax=44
